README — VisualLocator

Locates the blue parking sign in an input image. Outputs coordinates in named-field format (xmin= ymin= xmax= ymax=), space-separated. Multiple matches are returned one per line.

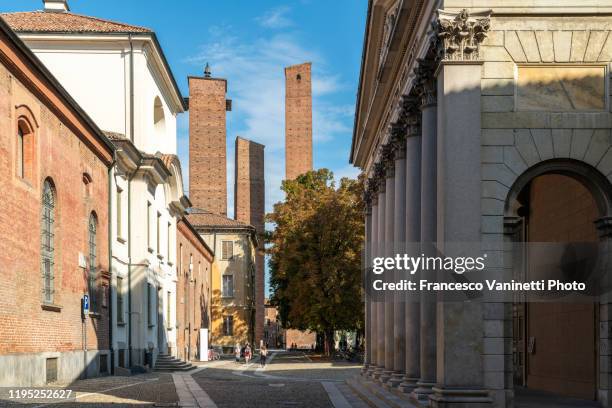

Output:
xmin=83 ymin=294 xmax=89 ymax=315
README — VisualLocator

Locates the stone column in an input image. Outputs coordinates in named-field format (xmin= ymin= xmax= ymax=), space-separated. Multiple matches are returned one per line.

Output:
xmin=362 ymin=195 xmax=373 ymax=375
xmin=389 ymin=126 xmax=407 ymax=388
xmin=367 ymin=195 xmax=379 ymax=377
xmin=412 ymin=60 xmax=438 ymax=401
xmin=373 ymin=173 xmax=387 ymax=380
xmin=380 ymin=145 xmax=396 ymax=384
xmin=429 ymin=9 xmax=492 ymax=407
xmin=398 ymin=97 xmax=422 ymax=393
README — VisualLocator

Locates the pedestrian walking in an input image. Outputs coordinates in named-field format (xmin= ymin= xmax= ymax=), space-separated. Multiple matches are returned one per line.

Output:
xmin=260 ymin=345 xmax=268 ymax=367
xmin=234 ymin=343 xmax=241 ymax=363
xmin=245 ymin=343 xmax=252 ymax=365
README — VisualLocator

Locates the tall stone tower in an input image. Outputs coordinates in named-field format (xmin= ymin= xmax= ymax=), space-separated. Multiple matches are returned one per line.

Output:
xmin=188 ymin=67 xmax=230 ymax=214
xmin=284 ymin=62 xmax=313 ymax=180
xmin=234 ymin=136 xmax=265 ymax=344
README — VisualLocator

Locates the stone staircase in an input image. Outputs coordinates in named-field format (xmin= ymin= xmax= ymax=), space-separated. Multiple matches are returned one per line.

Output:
xmin=346 ymin=375 xmax=422 ymax=408
xmin=153 ymin=353 xmax=196 ymax=372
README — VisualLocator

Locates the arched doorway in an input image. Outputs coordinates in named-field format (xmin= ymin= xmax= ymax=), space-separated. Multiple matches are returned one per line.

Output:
xmin=504 ymin=159 xmax=612 ymax=406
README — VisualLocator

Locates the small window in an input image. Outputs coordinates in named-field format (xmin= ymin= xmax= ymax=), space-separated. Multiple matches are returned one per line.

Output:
xmin=146 ymin=202 xmax=152 ymax=250
xmin=221 ymin=241 xmax=233 ymax=260
xmin=147 ymin=283 xmax=154 ymax=326
xmin=222 ymin=275 xmax=234 ymax=297
xmin=88 ymin=213 xmax=98 ymax=312
xmin=223 ymin=315 xmax=233 ymax=336
xmin=117 ymin=276 xmax=124 ymax=323
xmin=167 ymin=222 xmax=171 ymax=261
xmin=17 ymin=127 xmax=24 ymax=178
xmin=46 ymin=358 xmax=58 ymax=383
xmin=156 ymin=212 xmax=161 ymax=254
xmin=116 ymin=188 xmax=123 ymax=241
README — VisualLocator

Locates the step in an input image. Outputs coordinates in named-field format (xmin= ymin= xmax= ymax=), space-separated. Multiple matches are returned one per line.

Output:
xmin=154 ymin=365 xmax=196 ymax=372
xmin=346 ymin=377 xmax=420 ymax=408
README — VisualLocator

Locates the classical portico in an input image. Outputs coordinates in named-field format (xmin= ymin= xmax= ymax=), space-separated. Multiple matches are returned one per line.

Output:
xmin=352 ymin=1 xmax=612 ymax=407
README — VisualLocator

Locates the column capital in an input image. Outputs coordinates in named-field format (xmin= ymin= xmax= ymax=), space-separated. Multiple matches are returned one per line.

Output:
xmin=373 ymin=161 xmax=387 ymax=193
xmin=414 ymin=58 xmax=437 ymax=108
xmin=363 ymin=189 xmax=373 ymax=215
xmin=389 ymin=122 xmax=407 ymax=160
xmin=380 ymin=143 xmax=396 ymax=178
xmin=434 ymin=8 xmax=491 ymax=62
xmin=399 ymin=94 xmax=421 ymax=137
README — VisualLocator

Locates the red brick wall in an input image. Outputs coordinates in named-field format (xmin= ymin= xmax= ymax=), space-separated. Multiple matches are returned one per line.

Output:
xmin=234 ymin=137 xmax=265 ymax=344
xmin=0 ymin=63 xmax=110 ymax=355
xmin=189 ymin=76 xmax=228 ymax=215
xmin=176 ymin=219 xmax=213 ymax=361
xmin=285 ymin=63 xmax=313 ymax=180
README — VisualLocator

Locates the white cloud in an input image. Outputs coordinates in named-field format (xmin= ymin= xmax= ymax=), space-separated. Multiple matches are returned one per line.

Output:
xmin=255 ymin=6 xmax=293 ymax=29
xmin=183 ymin=22 xmax=355 ymax=217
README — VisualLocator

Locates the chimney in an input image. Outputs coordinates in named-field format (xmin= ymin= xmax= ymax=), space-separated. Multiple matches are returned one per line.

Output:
xmin=43 ymin=0 xmax=70 ymax=12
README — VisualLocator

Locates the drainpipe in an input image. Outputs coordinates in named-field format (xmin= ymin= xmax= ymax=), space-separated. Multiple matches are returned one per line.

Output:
xmin=127 ymin=33 xmax=136 ymax=366
xmin=108 ymin=152 xmax=116 ymax=375
xmin=128 ymin=33 xmax=135 ymax=143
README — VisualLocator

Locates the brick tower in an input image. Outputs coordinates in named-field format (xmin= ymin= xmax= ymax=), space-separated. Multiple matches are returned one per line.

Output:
xmin=234 ymin=136 xmax=265 ymax=345
xmin=188 ymin=66 xmax=230 ymax=215
xmin=284 ymin=62 xmax=313 ymax=180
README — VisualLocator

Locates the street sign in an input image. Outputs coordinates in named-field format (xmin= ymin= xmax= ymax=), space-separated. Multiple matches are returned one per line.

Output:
xmin=82 ymin=294 xmax=89 ymax=316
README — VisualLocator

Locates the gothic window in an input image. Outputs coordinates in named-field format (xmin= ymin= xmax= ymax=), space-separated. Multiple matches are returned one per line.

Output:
xmin=41 ymin=179 xmax=55 ymax=304
xmin=88 ymin=213 xmax=98 ymax=312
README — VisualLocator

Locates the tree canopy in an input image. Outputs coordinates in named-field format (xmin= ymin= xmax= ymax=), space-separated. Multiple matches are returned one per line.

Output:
xmin=267 ymin=169 xmax=364 ymax=354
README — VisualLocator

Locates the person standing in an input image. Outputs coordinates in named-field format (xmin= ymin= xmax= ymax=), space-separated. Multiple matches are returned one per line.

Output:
xmin=245 ymin=343 xmax=252 ymax=365
xmin=234 ymin=343 xmax=241 ymax=363
xmin=260 ymin=345 xmax=268 ymax=368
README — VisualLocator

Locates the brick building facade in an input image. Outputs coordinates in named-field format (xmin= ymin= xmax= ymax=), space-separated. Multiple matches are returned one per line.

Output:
xmin=188 ymin=74 xmax=230 ymax=216
xmin=234 ymin=136 xmax=265 ymax=345
xmin=284 ymin=62 xmax=313 ymax=180
xmin=176 ymin=217 xmax=213 ymax=362
xmin=0 ymin=18 xmax=114 ymax=385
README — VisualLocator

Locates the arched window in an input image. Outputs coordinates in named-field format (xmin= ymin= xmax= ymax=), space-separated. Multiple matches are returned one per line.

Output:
xmin=17 ymin=118 xmax=34 ymax=181
xmin=88 ymin=213 xmax=98 ymax=312
xmin=153 ymin=96 xmax=166 ymax=139
xmin=41 ymin=179 xmax=55 ymax=304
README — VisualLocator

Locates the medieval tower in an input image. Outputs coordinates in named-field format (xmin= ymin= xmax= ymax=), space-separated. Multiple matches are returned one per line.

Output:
xmin=234 ymin=137 xmax=265 ymax=345
xmin=188 ymin=68 xmax=229 ymax=214
xmin=284 ymin=62 xmax=313 ymax=180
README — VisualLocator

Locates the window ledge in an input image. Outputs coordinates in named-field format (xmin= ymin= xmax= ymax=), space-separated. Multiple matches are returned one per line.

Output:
xmin=41 ymin=303 xmax=62 ymax=312
xmin=89 ymin=312 xmax=102 ymax=319
xmin=117 ymin=236 xmax=126 ymax=244
xmin=117 ymin=321 xmax=127 ymax=327
xmin=221 ymin=296 xmax=235 ymax=299
xmin=167 ymin=261 xmax=174 ymax=267
xmin=157 ymin=254 xmax=164 ymax=260
xmin=148 ymin=324 xmax=155 ymax=328
xmin=148 ymin=247 xmax=154 ymax=254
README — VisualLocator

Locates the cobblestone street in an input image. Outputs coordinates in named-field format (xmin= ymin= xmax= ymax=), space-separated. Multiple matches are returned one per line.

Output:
xmin=0 ymin=352 xmax=365 ymax=408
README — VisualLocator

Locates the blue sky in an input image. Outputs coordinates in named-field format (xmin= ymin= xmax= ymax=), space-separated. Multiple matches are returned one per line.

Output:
xmin=1 ymin=0 xmax=367 ymax=293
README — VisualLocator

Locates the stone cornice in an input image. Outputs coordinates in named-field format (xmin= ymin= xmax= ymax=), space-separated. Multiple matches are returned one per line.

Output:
xmin=435 ymin=9 xmax=492 ymax=62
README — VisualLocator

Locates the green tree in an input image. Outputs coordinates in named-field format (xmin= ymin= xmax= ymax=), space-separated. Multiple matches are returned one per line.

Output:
xmin=267 ymin=169 xmax=364 ymax=355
